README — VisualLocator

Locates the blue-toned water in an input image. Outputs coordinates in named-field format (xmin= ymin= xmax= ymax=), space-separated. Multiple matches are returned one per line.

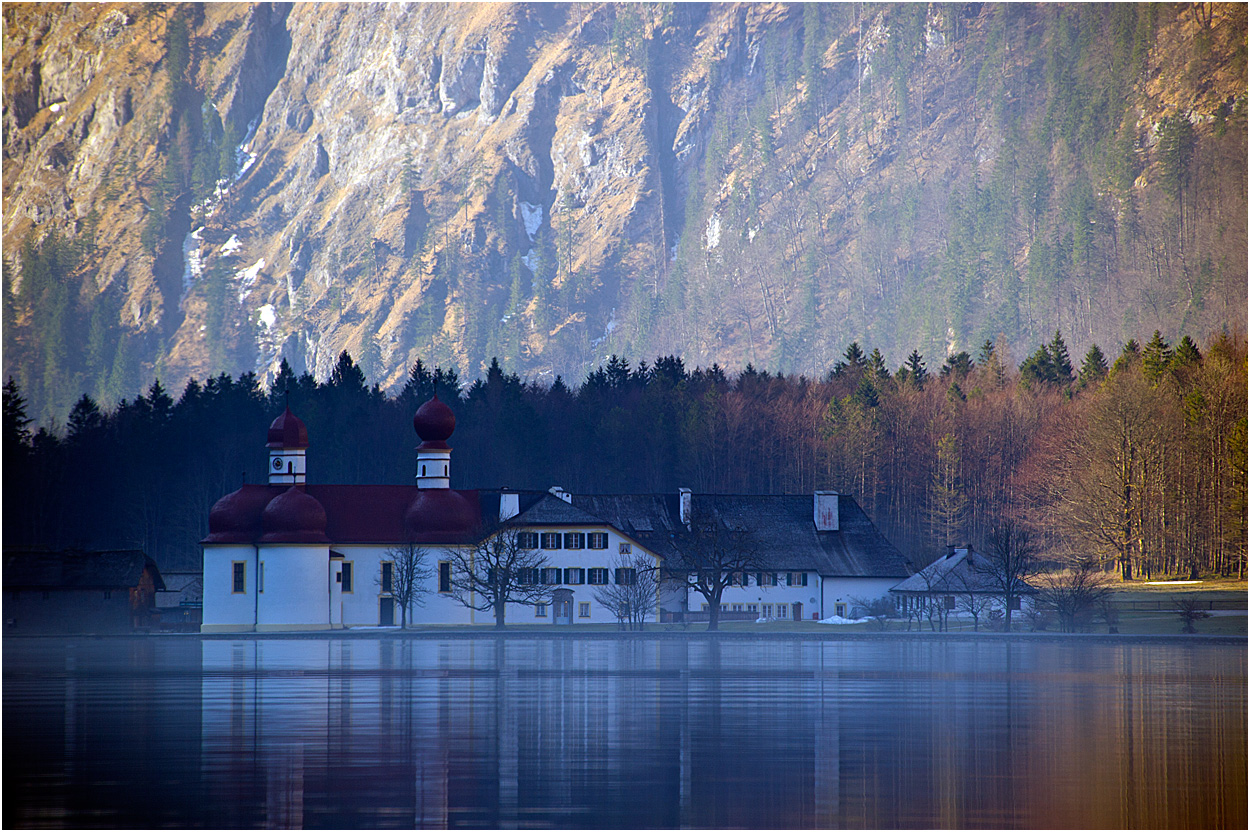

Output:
xmin=3 ymin=636 xmax=1245 ymax=829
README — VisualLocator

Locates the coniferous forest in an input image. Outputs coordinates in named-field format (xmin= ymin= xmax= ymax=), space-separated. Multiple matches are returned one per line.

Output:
xmin=4 ymin=328 xmax=1244 ymax=578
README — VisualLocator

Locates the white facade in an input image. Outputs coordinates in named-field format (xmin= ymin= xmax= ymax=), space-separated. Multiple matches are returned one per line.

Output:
xmin=202 ymin=403 xmax=912 ymax=632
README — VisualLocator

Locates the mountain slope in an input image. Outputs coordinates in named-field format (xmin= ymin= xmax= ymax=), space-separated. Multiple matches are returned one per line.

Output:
xmin=3 ymin=2 xmax=1246 ymax=422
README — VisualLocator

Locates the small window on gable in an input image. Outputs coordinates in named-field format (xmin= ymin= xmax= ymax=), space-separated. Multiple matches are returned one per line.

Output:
xmin=619 ymin=542 xmax=632 ymax=555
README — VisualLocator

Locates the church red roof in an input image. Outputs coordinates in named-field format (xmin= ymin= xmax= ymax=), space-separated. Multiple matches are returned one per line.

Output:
xmin=203 ymin=484 xmax=482 ymax=545
xmin=259 ymin=486 xmax=330 ymax=544
xmin=413 ymin=395 xmax=455 ymax=447
xmin=266 ymin=407 xmax=309 ymax=449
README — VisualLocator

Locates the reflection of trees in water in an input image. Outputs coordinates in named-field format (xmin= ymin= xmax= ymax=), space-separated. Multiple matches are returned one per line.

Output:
xmin=189 ymin=638 xmax=1246 ymax=829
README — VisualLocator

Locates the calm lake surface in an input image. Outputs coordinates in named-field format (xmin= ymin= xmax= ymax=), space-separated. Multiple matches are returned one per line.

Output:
xmin=3 ymin=636 xmax=1245 ymax=829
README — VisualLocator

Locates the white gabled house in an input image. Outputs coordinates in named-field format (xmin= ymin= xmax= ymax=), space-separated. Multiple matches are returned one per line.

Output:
xmin=889 ymin=546 xmax=1039 ymax=628
xmin=201 ymin=397 xmax=913 ymax=632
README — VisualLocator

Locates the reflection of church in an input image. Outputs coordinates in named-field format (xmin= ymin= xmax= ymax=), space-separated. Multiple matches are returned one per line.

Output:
xmin=201 ymin=639 xmax=847 ymax=827
xmin=202 ymin=397 xmax=909 ymax=631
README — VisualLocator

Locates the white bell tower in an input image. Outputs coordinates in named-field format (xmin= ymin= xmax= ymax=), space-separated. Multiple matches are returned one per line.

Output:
xmin=266 ymin=406 xmax=308 ymax=485
xmin=413 ymin=395 xmax=456 ymax=489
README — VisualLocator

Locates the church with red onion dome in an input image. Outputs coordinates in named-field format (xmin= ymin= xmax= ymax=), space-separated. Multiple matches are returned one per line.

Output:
xmin=201 ymin=395 xmax=911 ymax=632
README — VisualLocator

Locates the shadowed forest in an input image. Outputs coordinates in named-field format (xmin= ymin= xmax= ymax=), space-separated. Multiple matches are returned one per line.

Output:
xmin=4 ymin=328 xmax=1244 ymax=578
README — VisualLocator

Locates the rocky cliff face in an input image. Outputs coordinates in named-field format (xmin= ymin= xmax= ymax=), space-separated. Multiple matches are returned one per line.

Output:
xmin=4 ymin=3 xmax=1246 ymax=421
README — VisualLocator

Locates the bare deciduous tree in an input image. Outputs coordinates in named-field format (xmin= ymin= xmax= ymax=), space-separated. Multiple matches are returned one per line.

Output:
xmin=976 ymin=520 xmax=1040 ymax=631
xmin=670 ymin=510 xmax=765 ymax=631
xmin=1173 ymin=595 xmax=1212 ymax=634
xmin=1034 ymin=556 xmax=1114 ymax=632
xmin=593 ymin=554 xmax=658 ymax=630
xmin=446 ymin=524 xmax=550 ymax=628
xmin=380 ymin=541 xmax=434 ymax=628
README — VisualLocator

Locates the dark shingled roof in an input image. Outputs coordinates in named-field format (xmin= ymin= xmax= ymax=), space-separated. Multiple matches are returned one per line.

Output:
xmin=504 ymin=491 xmax=911 ymax=579
xmin=3 ymin=550 xmax=165 ymax=591
xmin=511 ymin=493 xmax=608 ymax=527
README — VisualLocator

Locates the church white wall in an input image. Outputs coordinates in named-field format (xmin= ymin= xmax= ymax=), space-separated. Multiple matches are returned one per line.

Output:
xmin=256 ymin=545 xmax=333 ymax=631
xmin=202 ymin=545 xmax=257 ymax=633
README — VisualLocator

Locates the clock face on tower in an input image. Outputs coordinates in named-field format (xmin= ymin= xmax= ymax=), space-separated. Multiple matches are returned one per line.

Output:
xmin=273 ymin=458 xmax=283 ymax=471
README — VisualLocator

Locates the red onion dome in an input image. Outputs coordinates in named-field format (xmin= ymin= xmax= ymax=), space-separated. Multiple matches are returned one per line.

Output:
xmin=413 ymin=395 xmax=455 ymax=444
xmin=404 ymin=488 xmax=477 ymax=539
xmin=203 ymin=485 xmax=274 ymax=543
xmin=259 ymin=486 xmax=330 ymax=544
xmin=267 ymin=407 xmax=309 ymax=449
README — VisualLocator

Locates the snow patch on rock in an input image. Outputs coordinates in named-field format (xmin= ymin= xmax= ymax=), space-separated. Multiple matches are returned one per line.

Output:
xmin=520 ymin=202 xmax=543 ymax=241
xmin=705 ymin=212 xmax=721 ymax=251
xmin=235 ymin=117 xmax=259 ymax=181
xmin=234 ymin=258 xmax=265 ymax=303
xmin=221 ymin=234 xmax=242 ymax=256
xmin=181 ymin=227 xmax=204 ymax=295
xmin=258 ymin=304 xmax=277 ymax=330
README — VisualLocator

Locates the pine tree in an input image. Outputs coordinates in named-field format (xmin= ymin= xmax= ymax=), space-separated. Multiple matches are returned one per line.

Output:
xmin=868 ymin=348 xmax=891 ymax=381
xmin=1142 ymin=330 xmax=1174 ymax=383
xmin=904 ymin=350 xmax=927 ymax=390
xmin=1172 ymin=335 xmax=1202 ymax=369
xmin=1077 ymin=344 xmax=1108 ymax=389
xmin=1049 ymin=331 xmax=1074 ymax=385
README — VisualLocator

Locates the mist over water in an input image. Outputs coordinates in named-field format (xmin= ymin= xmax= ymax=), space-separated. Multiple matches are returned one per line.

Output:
xmin=4 ymin=636 xmax=1245 ymax=829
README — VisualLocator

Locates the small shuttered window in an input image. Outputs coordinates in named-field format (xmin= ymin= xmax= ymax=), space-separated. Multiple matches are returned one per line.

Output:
xmin=541 ymin=533 xmax=563 ymax=550
xmin=564 ymin=532 xmax=585 ymax=549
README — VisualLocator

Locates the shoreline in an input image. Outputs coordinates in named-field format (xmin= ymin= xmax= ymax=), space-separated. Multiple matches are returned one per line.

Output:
xmin=6 ymin=629 xmax=1245 ymax=645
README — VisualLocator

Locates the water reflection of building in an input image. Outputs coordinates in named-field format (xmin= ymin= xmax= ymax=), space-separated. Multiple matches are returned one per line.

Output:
xmin=199 ymin=638 xmax=851 ymax=827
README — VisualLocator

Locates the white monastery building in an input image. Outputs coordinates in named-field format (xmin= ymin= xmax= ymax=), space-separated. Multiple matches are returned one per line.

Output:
xmin=201 ymin=397 xmax=912 ymax=632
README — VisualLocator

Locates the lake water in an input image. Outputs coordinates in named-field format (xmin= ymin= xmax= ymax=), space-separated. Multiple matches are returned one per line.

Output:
xmin=3 ymin=636 xmax=1245 ymax=829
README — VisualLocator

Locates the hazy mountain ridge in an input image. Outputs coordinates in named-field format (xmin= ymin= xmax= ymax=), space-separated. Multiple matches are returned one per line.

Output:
xmin=3 ymin=2 xmax=1246 ymax=423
